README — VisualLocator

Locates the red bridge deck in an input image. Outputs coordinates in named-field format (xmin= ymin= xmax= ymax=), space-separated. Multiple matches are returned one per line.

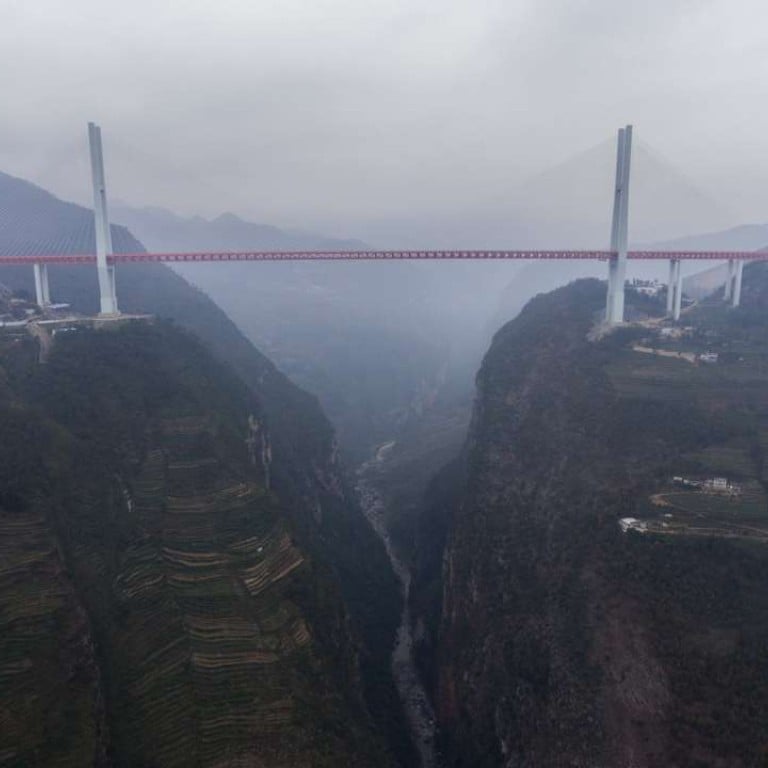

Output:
xmin=0 ymin=250 xmax=766 ymax=266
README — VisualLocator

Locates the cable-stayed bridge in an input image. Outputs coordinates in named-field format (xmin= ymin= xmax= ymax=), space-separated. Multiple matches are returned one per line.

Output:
xmin=4 ymin=124 xmax=764 ymax=323
xmin=0 ymin=249 xmax=763 ymax=264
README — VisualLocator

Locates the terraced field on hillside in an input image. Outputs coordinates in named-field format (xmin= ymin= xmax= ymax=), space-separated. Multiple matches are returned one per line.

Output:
xmin=99 ymin=416 xmax=334 ymax=766
xmin=606 ymin=327 xmax=768 ymax=540
xmin=0 ymin=324 xmax=387 ymax=767
xmin=0 ymin=506 xmax=106 ymax=766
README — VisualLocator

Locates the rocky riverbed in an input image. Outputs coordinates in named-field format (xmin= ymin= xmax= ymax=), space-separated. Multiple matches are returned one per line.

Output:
xmin=357 ymin=442 xmax=441 ymax=768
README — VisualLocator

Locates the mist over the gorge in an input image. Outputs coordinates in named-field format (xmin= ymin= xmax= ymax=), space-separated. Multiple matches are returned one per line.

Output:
xmin=2 ymin=2 xmax=768 ymax=767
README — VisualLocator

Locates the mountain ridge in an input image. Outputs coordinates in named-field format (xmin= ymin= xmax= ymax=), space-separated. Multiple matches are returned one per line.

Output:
xmin=0 ymin=170 xmax=412 ymax=766
xmin=111 ymin=202 xmax=369 ymax=252
xmin=0 ymin=322 xmax=388 ymax=766
xmin=413 ymin=268 xmax=768 ymax=766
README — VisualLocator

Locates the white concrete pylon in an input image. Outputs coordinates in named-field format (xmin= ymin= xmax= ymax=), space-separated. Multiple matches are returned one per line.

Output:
xmin=40 ymin=264 xmax=50 ymax=305
xmin=606 ymin=128 xmax=625 ymax=322
xmin=666 ymin=260 xmax=675 ymax=315
xmin=724 ymin=260 xmax=735 ymax=301
xmin=33 ymin=263 xmax=50 ymax=307
xmin=606 ymin=125 xmax=633 ymax=324
xmin=673 ymin=259 xmax=683 ymax=321
xmin=733 ymin=260 xmax=744 ymax=307
xmin=88 ymin=122 xmax=119 ymax=315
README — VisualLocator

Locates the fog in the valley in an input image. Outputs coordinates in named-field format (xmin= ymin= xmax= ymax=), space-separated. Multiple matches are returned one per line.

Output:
xmin=3 ymin=0 xmax=768 ymax=243
xmin=3 ymin=0 xmax=768 ymax=457
xmin=4 ymin=7 xmax=768 ymax=762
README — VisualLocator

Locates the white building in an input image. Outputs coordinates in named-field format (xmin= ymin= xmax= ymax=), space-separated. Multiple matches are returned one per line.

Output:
xmin=619 ymin=517 xmax=648 ymax=533
xmin=627 ymin=278 xmax=664 ymax=297
xmin=659 ymin=326 xmax=693 ymax=339
xmin=674 ymin=475 xmax=741 ymax=495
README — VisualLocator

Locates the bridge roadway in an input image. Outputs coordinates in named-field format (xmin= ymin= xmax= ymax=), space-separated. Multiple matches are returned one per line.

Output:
xmin=0 ymin=249 xmax=766 ymax=265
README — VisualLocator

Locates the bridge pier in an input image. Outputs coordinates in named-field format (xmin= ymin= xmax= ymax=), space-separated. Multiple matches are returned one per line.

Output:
xmin=665 ymin=258 xmax=685 ymax=321
xmin=672 ymin=259 xmax=683 ymax=321
xmin=724 ymin=259 xmax=735 ymax=301
xmin=88 ymin=122 xmax=119 ymax=316
xmin=732 ymin=260 xmax=743 ymax=307
xmin=605 ymin=125 xmax=633 ymax=324
xmin=33 ymin=263 xmax=50 ymax=308
xmin=666 ymin=260 xmax=676 ymax=315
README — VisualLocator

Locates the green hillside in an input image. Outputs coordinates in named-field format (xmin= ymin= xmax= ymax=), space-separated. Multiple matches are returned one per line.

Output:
xmin=0 ymin=322 xmax=390 ymax=766
xmin=0 ymin=170 xmax=412 ymax=766
xmin=414 ymin=263 xmax=768 ymax=767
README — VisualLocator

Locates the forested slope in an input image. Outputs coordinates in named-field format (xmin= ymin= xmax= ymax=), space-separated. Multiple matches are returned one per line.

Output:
xmin=414 ymin=267 xmax=768 ymax=767
xmin=0 ymin=323 xmax=390 ymax=766
xmin=0 ymin=170 xmax=411 ymax=765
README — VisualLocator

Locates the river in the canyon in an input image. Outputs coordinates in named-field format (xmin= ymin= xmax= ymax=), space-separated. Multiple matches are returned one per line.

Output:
xmin=357 ymin=442 xmax=441 ymax=768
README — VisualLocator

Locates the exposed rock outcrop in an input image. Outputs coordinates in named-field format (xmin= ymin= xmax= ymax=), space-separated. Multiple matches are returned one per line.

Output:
xmin=0 ymin=321 xmax=390 ymax=766
xmin=418 ymin=271 xmax=768 ymax=767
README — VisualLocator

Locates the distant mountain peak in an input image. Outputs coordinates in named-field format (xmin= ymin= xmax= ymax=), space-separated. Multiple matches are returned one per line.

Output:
xmin=0 ymin=170 xmax=144 ymax=257
xmin=112 ymin=202 xmax=369 ymax=252
xmin=212 ymin=211 xmax=244 ymax=224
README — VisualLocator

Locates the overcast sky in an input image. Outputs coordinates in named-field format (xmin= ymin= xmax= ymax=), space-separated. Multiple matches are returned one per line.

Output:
xmin=1 ymin=0 xmax=767 ymax=245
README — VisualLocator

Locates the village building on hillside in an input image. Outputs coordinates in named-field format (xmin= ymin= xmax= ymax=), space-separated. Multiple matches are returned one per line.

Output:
xmin=626 ymin=278 xmax=664 ymax=297
xmin=619 ymin=517 xmax=649 ymax=533
xmin=659 ymin=326 xmax=693 ymax=340
xmin=673 ymin=476 xmax=742 ymax=496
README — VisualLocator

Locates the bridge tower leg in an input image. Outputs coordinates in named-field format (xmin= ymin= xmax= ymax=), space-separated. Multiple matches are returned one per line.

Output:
xmin=673 ymin=259 xmax=683 ymax=321
xmin=666 ymin=260 xmax=676 ymax=315
xmin=606 ymin=128 xmax=625 ymax=323
xmin=732 ymin=260 xmax=744 ymax=307
xmin=605 ymin=125 xmax=633 ymax=324
xmin=88 ymin=122 xmax=119 ymax=315
xmin=724 ymin=259 xmax=735 ymax=301
xmin=33 ymin=263 xmax=51 ymax=308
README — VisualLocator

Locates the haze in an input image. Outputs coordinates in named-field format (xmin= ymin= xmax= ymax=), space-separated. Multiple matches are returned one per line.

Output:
xmin=2 ymin=0 xmax=767 ymax=246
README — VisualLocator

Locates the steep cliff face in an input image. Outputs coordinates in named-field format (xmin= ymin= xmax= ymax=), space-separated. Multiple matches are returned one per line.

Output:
xmin=0 ymin=170 xmax=409 ymax=764
xmin=108 ymin=200 xmax=510 ymax=461
xmin=425 ymin=270 xmax=768 ymax=767
xmin=0 ymin=323 xmax=389 ymax=766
